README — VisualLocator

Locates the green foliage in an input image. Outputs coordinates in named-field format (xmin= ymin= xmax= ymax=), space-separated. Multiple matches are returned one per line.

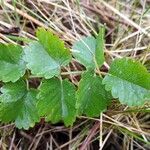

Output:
xmin=37 ymin=78 xmax=76 ymax=126
xmin=76 ymin=71 xmax=111 ymax=117
xmin=103 ymin=58 xmax=150 ymax=106
xmin=72 ymin=28 xmax=105 ymax=69
xmin=24 ymin=41 xmax=60 ymax=78
xmin=95 ymin=27 xmax=105 ymax=68
xmin=0 ymin=44 xmax=26 ymax=82
xmin=24 ymin=28 xmax=71 ymax=79
xmin=0 ymin=27 xmax=149 ymax=129
xmin=0 ymin=80 xmax=39 ymax=129
xmin=36 ymin=28 xmax=71 ymax=66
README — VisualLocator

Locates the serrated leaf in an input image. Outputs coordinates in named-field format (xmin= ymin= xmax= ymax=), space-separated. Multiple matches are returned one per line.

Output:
xmin=37 ymin=78 xmax=76 ymax=126
xmin=0 ymin=80 xmax=39 ymax=129
xmin=72 ymin=28 xmax=105 ymax=69
xmin=0 ymin=44 xmax=26 ymax=82
xmin=103 ymin=58 xmax=150 ymax=106
xmin=76 ymin=71 xmax=111 ymax=117
xmin=36 ymin=28 xmax=71 ymax=66
xmin=24 ymin=41 xmax=60 ymax=78
xmin=24 ymin=28 xmax=72 ymax=79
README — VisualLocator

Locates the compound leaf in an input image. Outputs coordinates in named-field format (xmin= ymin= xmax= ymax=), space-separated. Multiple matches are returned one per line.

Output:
xmin=72 ymin=27 xmax=105 ymax=69
xmin=37 ymin=78 xmax=76 ymax=126
xmin=0 ymin=44 xmax=26 ymax=82
xmin=103 ymin=58 xmax=150 ymax=106
xmin=76 ymin=71 xmax=111 ymax=117
xmin=0 ymin=80 xmax=39 ymax=129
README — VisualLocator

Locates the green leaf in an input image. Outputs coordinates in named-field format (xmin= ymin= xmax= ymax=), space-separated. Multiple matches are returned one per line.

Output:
xmin=24 ymin=28 xmax=72 ymax=79
xmin=72 ymin=28 xmax=105 ymax=69
xmin=145 ymin=59 xmax=150 ymax=71
xmin=37 ymin=78 xmax=76 ymax=126
xmin=103 ymin=58 xmax=150 ymax=106
xmin=0 ymin=80 xmax=39 ymax=129
xmin=76 ymin=71 xmax=111 ymax=117
xmin=24 ymin=41 xmax=60 ymax=79
xmin=0 ymin=44 xmax=26 ymax=82
xmin=95 ymin=27 xmax=105 ymax=67
xmin=72 ymin=36 xmax=96 ymax=68
xmin=36 ymin=28 xmax=71 ymax=66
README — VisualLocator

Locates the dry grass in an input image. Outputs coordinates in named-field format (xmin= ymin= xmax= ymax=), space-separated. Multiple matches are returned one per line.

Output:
xmin=0 ymin=0 xmax=150 ymax=149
